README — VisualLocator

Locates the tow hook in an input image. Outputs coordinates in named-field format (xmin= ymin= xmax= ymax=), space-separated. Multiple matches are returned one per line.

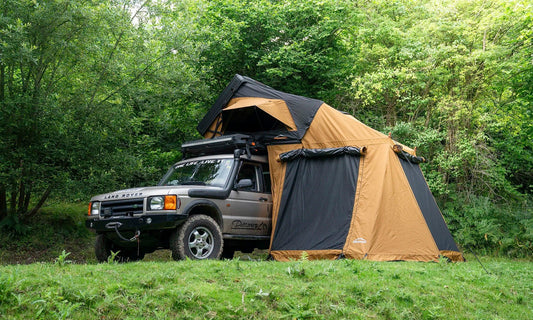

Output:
xmin=105 ymin=222 xmax=123 ymax=229
xmin=107 ymin=222 xmax=140 ymax=242
xmin=106 ymin=221 xmax=142 ymax=256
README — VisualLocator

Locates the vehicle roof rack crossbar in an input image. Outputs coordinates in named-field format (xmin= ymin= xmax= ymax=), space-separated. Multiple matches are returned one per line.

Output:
xmin=181 ymin=134 xmax=266 ymax=158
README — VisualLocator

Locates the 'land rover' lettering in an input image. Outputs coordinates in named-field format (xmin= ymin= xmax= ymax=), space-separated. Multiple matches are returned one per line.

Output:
xmin=104 ymin=192 xmax=143 ymax=200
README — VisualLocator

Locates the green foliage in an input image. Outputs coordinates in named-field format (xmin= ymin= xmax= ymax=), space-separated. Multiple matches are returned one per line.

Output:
xmin=107 ymin=251 xmax=120 ymax=264
xmin=0 ymin=213 xmax=31 ymax=235
xmin=0 ymin=203 xmax=92 ymax=264
xmin=197 ymin=0 xmax=350 ymax=100
xmin=0 ymin=0 xmax=207 ymax=207
xmin=444 ymin=195 xmax=532 ymax=258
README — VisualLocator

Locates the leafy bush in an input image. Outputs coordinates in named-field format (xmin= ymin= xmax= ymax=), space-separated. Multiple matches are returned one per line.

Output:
xmin=443 ymin=195 xmax=532 ymax=258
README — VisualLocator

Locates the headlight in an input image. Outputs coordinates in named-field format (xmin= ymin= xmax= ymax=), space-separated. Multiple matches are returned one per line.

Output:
xmin=149 ymin=196 xmax=165 ymax=210
xmin=89 ymin=202 xmax=100 ymax=216
xmin=149 ymin=195 xmax=179 ymax=210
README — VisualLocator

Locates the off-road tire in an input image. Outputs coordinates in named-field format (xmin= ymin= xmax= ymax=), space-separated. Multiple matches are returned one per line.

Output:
xmin=95 ymin=234 xmax=145 ymax=263
xmin=170 ymin=214 xmax=223 ymax=260
xmin=95 ymin=234 xmax=112 ymax=263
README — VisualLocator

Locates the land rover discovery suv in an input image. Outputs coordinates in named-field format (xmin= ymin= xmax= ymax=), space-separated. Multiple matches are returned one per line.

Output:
xmin=86 ymin=135 xmax=272 ymax=262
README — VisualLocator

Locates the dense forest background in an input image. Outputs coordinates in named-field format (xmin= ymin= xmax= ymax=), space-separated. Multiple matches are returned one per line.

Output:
xmin=0 ymin=0 xmax=531 ymax=257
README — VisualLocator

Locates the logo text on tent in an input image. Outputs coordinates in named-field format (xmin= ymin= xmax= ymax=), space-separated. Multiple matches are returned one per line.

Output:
xmin=353 ymin=238 xmax=367 ymax=244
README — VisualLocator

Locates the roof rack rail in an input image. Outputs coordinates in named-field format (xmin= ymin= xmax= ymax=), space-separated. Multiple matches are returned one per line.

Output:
xmin=181 ymin=134 xmax=266 ymax=158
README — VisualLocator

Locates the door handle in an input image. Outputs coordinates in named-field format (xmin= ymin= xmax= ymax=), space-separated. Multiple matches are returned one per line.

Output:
xmin=259 ymin=197 xmax=268 ymax=202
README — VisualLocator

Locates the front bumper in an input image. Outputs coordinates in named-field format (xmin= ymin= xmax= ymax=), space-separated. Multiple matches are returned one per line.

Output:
xmin=86 ymin=213 xmax=188 ymax=233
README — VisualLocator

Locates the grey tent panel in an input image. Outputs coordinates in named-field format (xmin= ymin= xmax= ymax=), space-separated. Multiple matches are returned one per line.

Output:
xmin=399 ymin=158 xmax=459 ymax=252
xmin=271 ymin=154 xmax=360 ymax=251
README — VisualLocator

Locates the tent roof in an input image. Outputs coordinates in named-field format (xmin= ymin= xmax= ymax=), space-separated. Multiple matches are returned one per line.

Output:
xmin=197 ymin=75 xmax=323 ymax=140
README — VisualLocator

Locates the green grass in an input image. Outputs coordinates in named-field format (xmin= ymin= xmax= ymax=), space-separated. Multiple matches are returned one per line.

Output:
xmin=1 ymin=203 xmax=532 ymax=318
xmin=0 ymin=256 xmax=531 ymax=319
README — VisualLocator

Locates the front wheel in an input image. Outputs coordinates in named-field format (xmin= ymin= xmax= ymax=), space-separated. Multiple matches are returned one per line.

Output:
xmin=94 ymin=234 xmax=145 ymax=263
xmin=170 ymin=215 xmax=223 ymax=260
xmin=95 ymin=234 xmax=112 ymax=263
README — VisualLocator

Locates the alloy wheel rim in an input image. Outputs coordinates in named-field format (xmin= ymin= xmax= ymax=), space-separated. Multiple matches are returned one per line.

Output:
xmin=188 ymin=226 xmax=214 ymax=259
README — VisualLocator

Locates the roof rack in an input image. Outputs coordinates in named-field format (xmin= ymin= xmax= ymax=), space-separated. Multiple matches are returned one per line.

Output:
xmin=181 ymin=134 xmax=266 ymax=158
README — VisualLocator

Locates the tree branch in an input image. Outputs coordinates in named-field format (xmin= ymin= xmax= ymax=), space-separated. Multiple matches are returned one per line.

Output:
xmin=96 ymin=48 xmax=178 ymax=106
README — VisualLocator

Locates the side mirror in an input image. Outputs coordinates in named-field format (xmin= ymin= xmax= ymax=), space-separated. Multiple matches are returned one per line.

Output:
xmin=235 ymin=179 xmax=253 ymax=190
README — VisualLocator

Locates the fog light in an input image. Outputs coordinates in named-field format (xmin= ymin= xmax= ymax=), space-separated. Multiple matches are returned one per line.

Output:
xmin=146 ymin=218 xmax=152 ymax=224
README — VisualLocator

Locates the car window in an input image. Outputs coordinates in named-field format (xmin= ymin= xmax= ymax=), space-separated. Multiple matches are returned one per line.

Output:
xmin=159 ymin=159 xmax=234 ymax=187
xmin=237 ymin=163 xmax=259 ymax=192
xmin=262 ymin=163 xmax=271 ymax=193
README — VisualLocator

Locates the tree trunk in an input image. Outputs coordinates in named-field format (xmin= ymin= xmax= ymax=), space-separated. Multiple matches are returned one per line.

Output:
xmin=23 ymin=182 xmax=32 ymax=214
xmin=24 ymin=186 xmax=52 ymax=221
xmin=17 ymin=180 xmax=25 ymax=214
xmin=0 ymin=185 xmax=7 ymax=220
xmin=9 ymin=186 xmax=17 ymax=214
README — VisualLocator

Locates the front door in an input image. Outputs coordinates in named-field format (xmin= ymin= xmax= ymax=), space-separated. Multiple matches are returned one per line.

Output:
xmin=223 ymin=162 xmax=272 ymax=236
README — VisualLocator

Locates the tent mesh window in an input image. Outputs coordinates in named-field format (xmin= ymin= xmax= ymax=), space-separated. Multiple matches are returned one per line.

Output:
xmin=223 ymin=107 xmax=288 ymax=134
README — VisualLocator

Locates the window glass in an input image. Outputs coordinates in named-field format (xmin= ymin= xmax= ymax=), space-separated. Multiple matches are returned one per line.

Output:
xmin=237 ymin=163 xmax=259 ymax=192
xmin=160 ymin=159 xmax=234 ymax=187
xmin=262 ymin=163 xmax=271 ymax=193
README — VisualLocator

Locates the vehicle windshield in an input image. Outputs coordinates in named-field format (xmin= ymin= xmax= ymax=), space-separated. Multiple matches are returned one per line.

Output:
xmin=159 ymin=159 xmax=234 ymax=188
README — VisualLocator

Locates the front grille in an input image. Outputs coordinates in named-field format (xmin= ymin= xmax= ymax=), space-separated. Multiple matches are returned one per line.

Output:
xmin=100 ymin=199 xmax=144 ymax=217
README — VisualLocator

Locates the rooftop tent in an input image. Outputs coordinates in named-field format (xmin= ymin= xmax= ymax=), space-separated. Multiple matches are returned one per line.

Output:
xmin=197 ymin=75 xmax=322 ymax=141
xmin=198 ymin=74 xmax=464 ymax=262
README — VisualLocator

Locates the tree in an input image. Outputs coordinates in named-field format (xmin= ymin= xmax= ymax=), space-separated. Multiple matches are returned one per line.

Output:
xmin=0 ymin=0 xmax=206 ymax=225
xmin=196 ymin=0 xmax=350 ymax=101
xmin=0 ymin=0 xmax=93 ymax=221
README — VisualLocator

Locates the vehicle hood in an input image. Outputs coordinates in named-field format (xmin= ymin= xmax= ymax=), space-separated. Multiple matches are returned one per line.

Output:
xmin=90 ymin=185 xmax=224 ymax=202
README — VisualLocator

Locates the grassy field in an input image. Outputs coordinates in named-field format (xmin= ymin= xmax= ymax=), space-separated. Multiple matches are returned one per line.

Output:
xmin=0 ymin=254 xmax=531 ymax=319
xmin=1 ymin=204 xmax=531 ymax=319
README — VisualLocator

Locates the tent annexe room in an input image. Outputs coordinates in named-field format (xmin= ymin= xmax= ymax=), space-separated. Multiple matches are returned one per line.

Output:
xmin=197 ymin=75 xmax=464 ymax=262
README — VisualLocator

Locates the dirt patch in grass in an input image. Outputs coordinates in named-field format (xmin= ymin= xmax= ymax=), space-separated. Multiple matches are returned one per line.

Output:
xmin=0 ymin=236 xmax=95 ymax=265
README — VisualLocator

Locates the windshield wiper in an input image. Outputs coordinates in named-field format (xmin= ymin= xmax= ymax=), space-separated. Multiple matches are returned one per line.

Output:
xmin=180 ymin=181 xmax=207 ymax=186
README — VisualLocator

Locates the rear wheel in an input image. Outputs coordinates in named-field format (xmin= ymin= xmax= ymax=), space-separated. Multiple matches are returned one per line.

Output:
xmin=170 ymin=215 xmax=223 ymax=260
